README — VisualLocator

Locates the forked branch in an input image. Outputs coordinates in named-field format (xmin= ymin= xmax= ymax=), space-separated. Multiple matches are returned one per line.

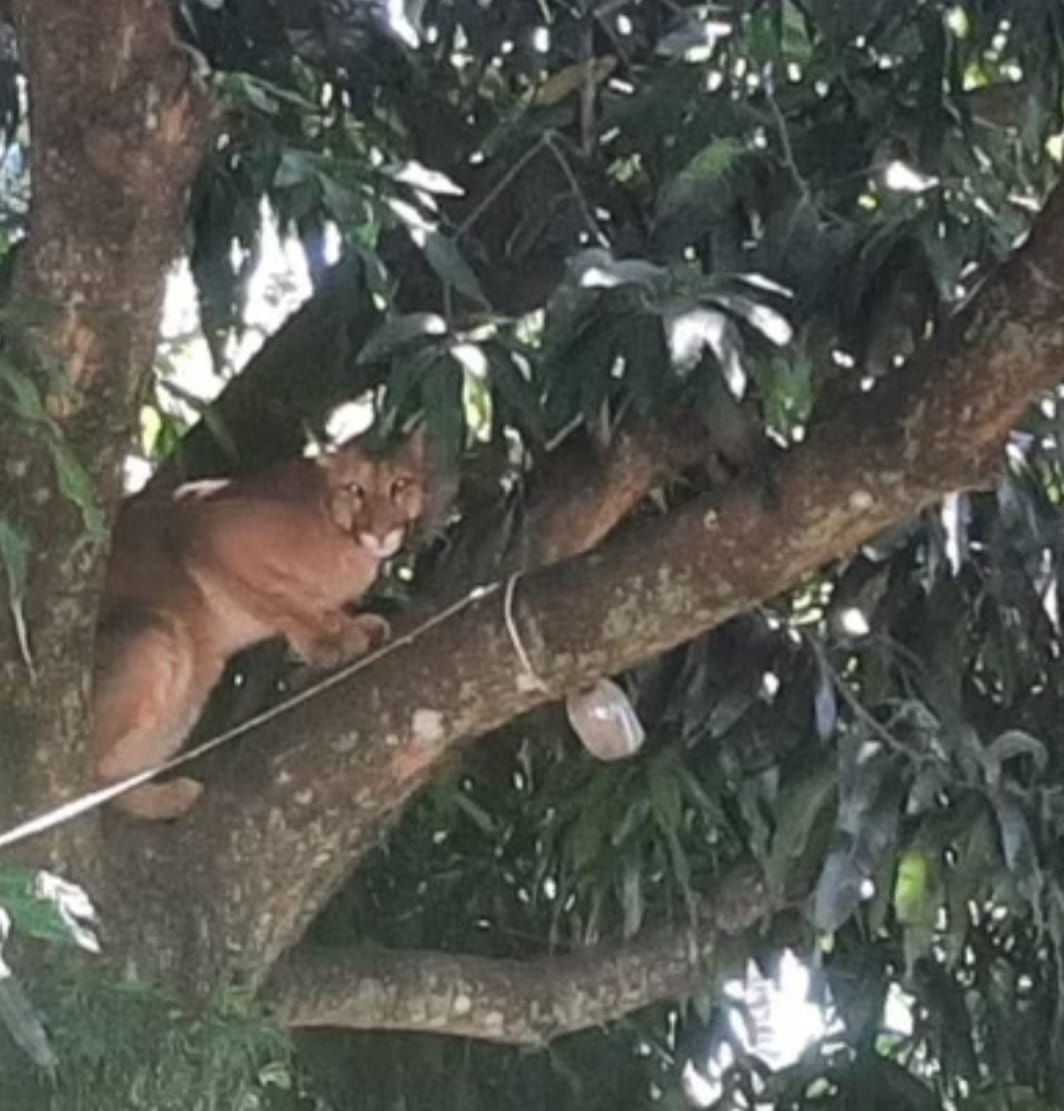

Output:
xmin=265 ymin=867 xmax=770 ymax=1046
xmin=143 ymin=183 xmax=1064 ymax=990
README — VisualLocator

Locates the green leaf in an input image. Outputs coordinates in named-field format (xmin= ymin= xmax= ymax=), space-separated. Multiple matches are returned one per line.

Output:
xmin=0 ymin=517 xmax=32 ymax=675
xmin=200 ymin=406 xmax=239 ymax=465
xmin=893 ymin=848 xmax=935 ymax=925
xmin=317 ymin=170 xmax=361 ymax=222
xmin=157 ymin=377 xmax=239 ymax=464
xmin=0 ymin=518 xmax=29 ymax=597
xmin=0 ymin=903 xmax=58 ymax=1070
xmin=701 ymin=291 xmax=793 ymax=347
xmin=812 ymin=843 xmax=864 ymax=933
xmin=570 ymin=800 xmax=606 ymax=873
xmin=765 ymin=763 xmax=837 ymax=890
xmin=610 ymin=793 xmax=649 ymax=847
xmin=273 ymin=149 xmax=316 ymax=189
xmin=944 ymin=811 xmax=998 ymax=961
xmin=780 ymin=0 xmax=813 ymax=64
xmin=648 ymin=760 xmax=684 ymax=833
xmin=655 ymin=12 xmax=733 ymax=58
xmin=663 ymin=827 xmax=693 ymax=906
xmin=391 ymin=161 xmax=464 ymax=197
xmin=0 ymin=868 xmax=98 ymax=951
xmin=982 ymin=729 xmax=1049 ymax=785
xmin=227 ymin=73 xmax=279 ymax=115
xmin=813 ymin=667 xmax=837 ymax=740
xmin=675 ymin=766 xmax=727 ymax=826
xmin=620 ymin=855 xmax=644 ymax=938
xmin=0 ymin=360 xmax=47 ymax=424
xmin=706 ymin=688 xmax=756 ymax=738
xmin=452 ymin=790 xmax=497 ymax=835
xmin=569 ymin=249 xmax=667 ymax=292
xmin=759 ymin=353 xmax=814 ymax=430
xmin=239 ymin=73 xmax=318 ymax=112
xmin=378 ymin=346 xmax=435 ymax=428
xmin=0 ymin=959 xmax=58 ymax=1070
xmin=864 ymin=1055 xmax=939 ymax=1111
xmin=735 ymin=779 xmax=773 ymax=863
xmin=657 ymin=138 xmax=745 ymax=221
xmin=46 ymin=439 xmax=104 ymax=538
xmin=960 ymin=1087 xmax=1057 ymax=1111
xmin=358 ymin=313 xmax=448 ymax=364
xmin=991 ymin=791 xmax=1037 ymax=876
xmin=485 ymin=343 xmax=545 ymax=440
xmin=421 ymin=231 xmax=487 ymax=305
xmin=542 ymin=302 xmax=619 ymax=431
xmin=420 ymin=352 xmax=466 ymax=468
xmin=617 ymin=312 xmax=671 ymax=414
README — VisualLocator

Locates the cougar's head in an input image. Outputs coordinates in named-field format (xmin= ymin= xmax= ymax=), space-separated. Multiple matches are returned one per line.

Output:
xmin=321 ymin=427 xmax=427 ymax=559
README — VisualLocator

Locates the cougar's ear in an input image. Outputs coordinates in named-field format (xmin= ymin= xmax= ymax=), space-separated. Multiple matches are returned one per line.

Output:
xmin=321 ymin=429 xmax=371 ymax=464
xmin=399 ymin=424 xmax=427 ymax=469
xmin=314 ymin=442 xmax=341 ymax=473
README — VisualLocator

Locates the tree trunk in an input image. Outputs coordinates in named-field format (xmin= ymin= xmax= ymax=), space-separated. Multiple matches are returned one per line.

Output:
xmin=0 ymin=0 xmax=211 ymax=882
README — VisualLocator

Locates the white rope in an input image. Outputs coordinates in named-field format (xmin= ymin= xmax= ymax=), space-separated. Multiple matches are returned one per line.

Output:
xmin=0 ymin=582 xmax=503 ymax=853
xmin=502 ymin=573 xmax=550 ymax=693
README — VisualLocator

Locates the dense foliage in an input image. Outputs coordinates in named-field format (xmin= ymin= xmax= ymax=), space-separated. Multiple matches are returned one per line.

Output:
xmin=6 ymin=0 xmax=1064 ymax=1108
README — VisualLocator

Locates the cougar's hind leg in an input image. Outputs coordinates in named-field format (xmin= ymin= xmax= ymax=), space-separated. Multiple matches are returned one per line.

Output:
xmin=90 ymin=612 xmax=211 ymax=820
xmin=104 ymin=777 xmax=204 ymax=821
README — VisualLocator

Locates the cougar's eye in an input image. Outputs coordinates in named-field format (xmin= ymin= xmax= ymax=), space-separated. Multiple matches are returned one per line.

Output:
xmin=346 ymin=481 xmax=364 ymax=500
xmin=390 ymin=476 xmax=411 ymax=499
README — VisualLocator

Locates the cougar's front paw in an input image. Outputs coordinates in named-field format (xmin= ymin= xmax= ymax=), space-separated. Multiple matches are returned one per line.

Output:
xmin=290 ymin=613 xmax=392 ymax=668
xmin=344 ymin=613 xmax=391 ymax=654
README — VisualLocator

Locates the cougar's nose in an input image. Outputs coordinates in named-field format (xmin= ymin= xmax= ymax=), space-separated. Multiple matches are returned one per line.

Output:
xmin=358 ymin=528 xmax=404 ymax=559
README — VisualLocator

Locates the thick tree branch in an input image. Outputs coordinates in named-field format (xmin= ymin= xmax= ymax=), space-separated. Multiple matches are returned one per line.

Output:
xmin=523 ymin=414 xmax=722 ymax=567
xmin=265 ymin=867 xmax=770 ymax=1046
xmin=424 ymin=411 xmax=719 ymax=602
xmin=132 ymin=179 xmax=1064 ymax=990
xmin=150 ymin=148 xmax=572 ymax=490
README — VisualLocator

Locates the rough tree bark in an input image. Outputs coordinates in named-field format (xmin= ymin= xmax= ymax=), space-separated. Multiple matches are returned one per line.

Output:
xmin=0 ymin=0 xmax=212 ymax=873
xmin=6 ymin=0 xmax=1064 ymax=1051
xmin=265 ymin=865 xmax=770 ymax=1047
xmin=110 ymin=183 xmax=1064 ymax=1004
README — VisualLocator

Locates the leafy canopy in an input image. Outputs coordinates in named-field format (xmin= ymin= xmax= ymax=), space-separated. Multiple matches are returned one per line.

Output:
xmin=5 ymin=0 xmax=1064 ymax=1108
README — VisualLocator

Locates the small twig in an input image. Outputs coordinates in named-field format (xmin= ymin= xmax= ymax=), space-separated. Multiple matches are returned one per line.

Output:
xmin=156 ymin=374 xmax=215 ymax=410
xmin=592 ymin=3 xmax=633 ymax=73
xmin=764 ymin=67 xmax=809 ymax=201
xmin=810 ymin=637 xmax=974 ymax=798
xmin=456 ymin=126 xmax=608 ymax=250
xmin=578 ymin=14 xmax=596 ymax=157
xmin=456 ymin=136 xmax=550 ymax=241
xmin=592 ymin=0 xmax=634 ymax=19
xmin=808 ymin=634 xmax=918 ymax=758
xmin=543 ymin=132 xmax=610 ymax=246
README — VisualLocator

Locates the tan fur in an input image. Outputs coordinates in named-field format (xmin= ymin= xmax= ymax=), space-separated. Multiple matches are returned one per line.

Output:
xmin=89 ymin=430 xmax=426 ymax=820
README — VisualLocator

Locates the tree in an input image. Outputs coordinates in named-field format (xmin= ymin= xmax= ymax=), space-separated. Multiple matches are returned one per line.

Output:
xmin=3 ymin=0 xmax=1064 ymax=1107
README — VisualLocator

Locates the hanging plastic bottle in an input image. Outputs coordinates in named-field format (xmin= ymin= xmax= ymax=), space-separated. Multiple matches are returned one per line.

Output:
xmin=565 ymin=678 xmax=645 ymax=761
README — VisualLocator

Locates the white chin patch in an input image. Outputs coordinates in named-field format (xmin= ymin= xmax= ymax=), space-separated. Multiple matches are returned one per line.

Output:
xmin=359 ymin=529 xmax=404 ymax=559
